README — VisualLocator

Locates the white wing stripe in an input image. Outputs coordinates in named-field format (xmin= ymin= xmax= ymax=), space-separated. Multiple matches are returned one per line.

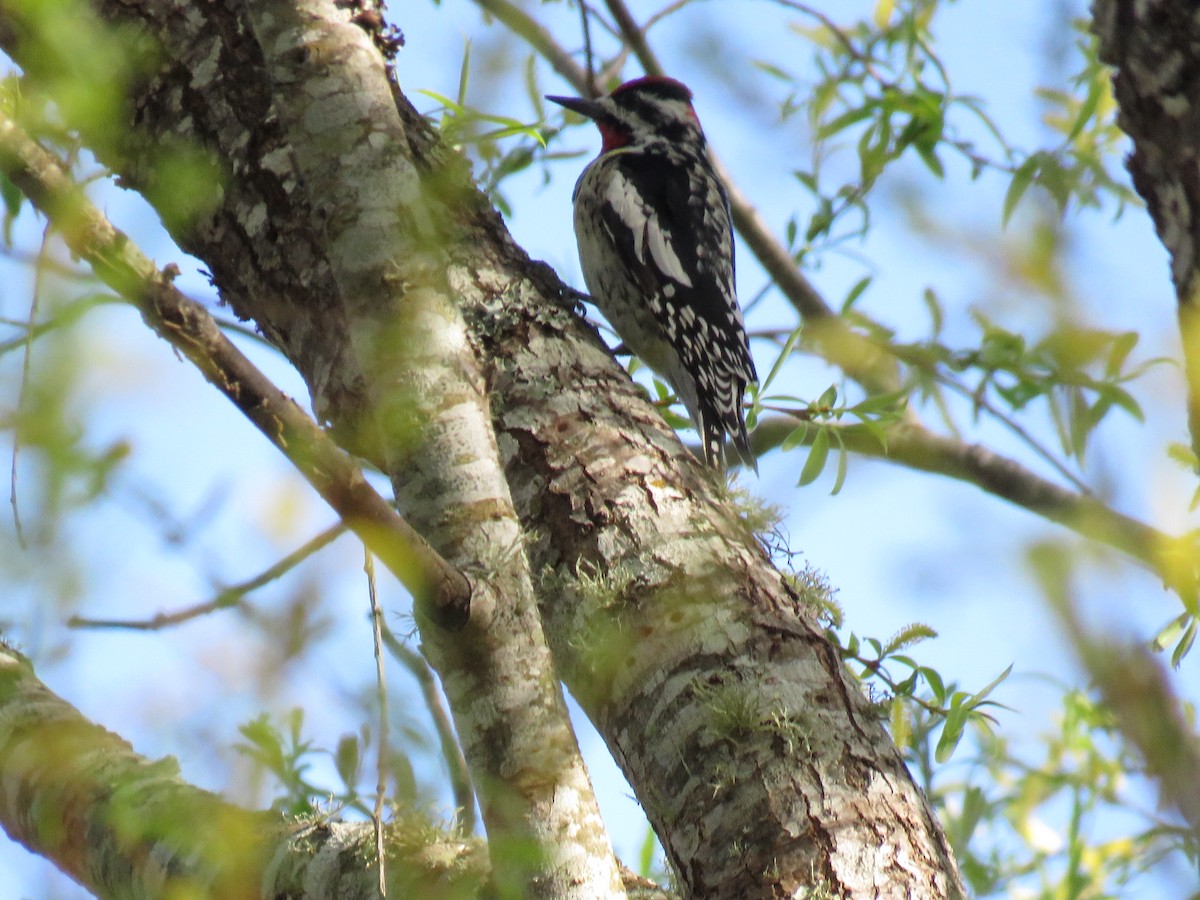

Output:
xmin=605 ymin=173 xmax=694 ymax=288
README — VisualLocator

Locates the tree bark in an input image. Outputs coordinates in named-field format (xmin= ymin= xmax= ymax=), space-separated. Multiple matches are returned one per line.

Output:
xmin=0 ymin=0 xmax=966 ymax=895
xmin=1093 ymin=0 xmax=1200 ymax=460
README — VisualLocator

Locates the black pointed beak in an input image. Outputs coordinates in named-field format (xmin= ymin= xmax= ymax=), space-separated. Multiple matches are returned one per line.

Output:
xmin=546 ymin=94 xmax=604 ymax=120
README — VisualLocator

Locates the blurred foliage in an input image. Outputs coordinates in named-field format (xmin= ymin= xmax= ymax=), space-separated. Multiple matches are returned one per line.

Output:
xmin=930 ymin=689 xmax=1199 ymax=897
xmin=804 ymin=585 xmax=1200 ymax=896
xmin=417 ymin=45 xmax=548 ymax=215
xmin=236 ymin=706 xmax=424 ymax=822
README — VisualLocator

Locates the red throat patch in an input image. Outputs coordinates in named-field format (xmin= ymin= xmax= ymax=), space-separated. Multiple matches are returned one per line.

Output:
xmin=598 ymin=122 xmax=631 ymax=152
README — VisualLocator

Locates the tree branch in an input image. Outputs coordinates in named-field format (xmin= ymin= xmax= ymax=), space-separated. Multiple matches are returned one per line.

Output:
xmin=0 ymin=111 xmax=473 ymax=630
xmin=0 ymin=641 xmax=487 ymax=898
xmin=0 ymin=2 xmax=630 ymax=894
xmin=67 ymin=523 xmax=349 ymax=630
xmin=752 ymin=414 xmax=1194 ymax=598
xmin=1042 ymin=550 xmax=1200 ymax=839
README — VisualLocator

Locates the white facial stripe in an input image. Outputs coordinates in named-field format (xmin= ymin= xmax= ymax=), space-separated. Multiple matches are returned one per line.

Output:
xmin=655 ymin=98 xmax=694 ymax=123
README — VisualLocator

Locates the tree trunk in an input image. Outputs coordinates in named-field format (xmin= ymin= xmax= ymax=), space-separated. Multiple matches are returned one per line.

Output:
xmin=0 ymin=0 xmax=965 ymax=895
xmin=1093 ymin=0 xmax=1200 ymax=459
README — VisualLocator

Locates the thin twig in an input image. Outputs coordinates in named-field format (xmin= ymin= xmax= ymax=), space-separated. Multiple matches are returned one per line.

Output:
xmin=475 ymin=0 xmax=601 ymax=96
xmin=578 ymin=0 xmax=595 ymax=94
xmin=0 ymin=293 xmax=122 ymax=358
xmin=69 ymin=523 xmax=347 ymax=630
xmin=643 ymin=0 xmax=693 ymax=33
xmin=9 ymin=219 xmax=54 ymax=549
xmin=931 ymin=369 xmax=1093 ymax=496
xmin=770 ymin=1 xmax=869 ymax=70
xmin=602 ymin=0 xmax=655 ymax=76
xmin=382 ymin=628 xmax=476 ymax=834
xmin=365 ymin=549 xmax=389 ymax=897
xmin=0 ymin=111 xmax=472 ymax=629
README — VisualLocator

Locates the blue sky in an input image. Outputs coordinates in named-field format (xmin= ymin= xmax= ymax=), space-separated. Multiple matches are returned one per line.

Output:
xmin=1 ymin=0 xmax=1197 ymax=895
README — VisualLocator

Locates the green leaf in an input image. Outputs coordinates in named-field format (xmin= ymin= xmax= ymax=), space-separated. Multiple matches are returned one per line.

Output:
xmin=781 ymin=421 xmax=810 ymax=452
xmin=817 ymin=103 xmax=874 ymax=140
xmin=1002 ymin=156 xmax=1039 ymax=227
xmin=477 ymin=123 xmax=546 ymax=144
xmin=844 ymin=632 xmax=860 ymax=658
xmin=894 ymin=671 xmax=918 ymax=696
xmin=793 ymin=170 xmax=818 ymax=193
xmin=1172 ymin=620 xmax=1197 ymax=668
xmin=936 ymin=701 xmax=967 ymax=762
xmin=456 ymin=40 xmax=471 ymax=106
xmin=849 ymin=389 xmax=907 ymax=416
xmin=915 ymin=142 xmax=945 ymax=178
xmin=637 ymin=826 xmax=658 ymax=877
xmin=798 ymin=427 xmax=830 ymax=486
xmin=416 ymin=90 xmax=547 ymax=146
xmin=971 ymin=664 xmax=1013 ymax=707
xmin=842 ymin=276 xmax=872 ymax=312
xmin=0 ymin=171 xmax=22 ymax=246
xmin=1153 ymin=613 xmax=1192 ymax=652
xmin=760 ymin=325 xmax=804 ymax=393
xmin=1067 ymin=387 xmax=1089 ymax=462
xmin=0 ymin=171 xmax=21 ymax=219
xmin=830 ymin=440 xmax=848 ymax=495
xmin=857 ymin=121 xmax=888 ymax=187
xmin=922 ymin=667 xmax=946 ymax=705
xmin=1167 ymin=441 xmax=1200 ymax=471
xmin=1105 ymin=331 xmax=1139 ymax=378
xmin=752 ymin=59 xmax=793 ymax=83
xmin=922 ymin=287 xmax=944 ymax=337
xmin=334 ymin=734 xmax=360 ymax=789
xmin=1102 ymin=384 xmax=1144 ymax=421
xmin=806 ymin=197 xmax=834 ymax=241
xmin=1067 ymin=76 xmax=1102 ymax=142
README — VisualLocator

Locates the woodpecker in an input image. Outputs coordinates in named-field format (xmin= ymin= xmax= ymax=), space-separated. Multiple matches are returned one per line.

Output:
xmin=547 ymin=76 xmax=758 ymax=472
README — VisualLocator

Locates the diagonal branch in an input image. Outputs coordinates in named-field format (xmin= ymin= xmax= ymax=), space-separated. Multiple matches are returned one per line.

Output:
xmin=1043 ymin=551 xmax=1200 ymax=838
xmin=0 ymin=111 xmax=472 ymax=629
xmin=0 ymin=640 xmax=487 ymax=897
xmin=67 ymin=523 xmax=349 ymax=630
xmin=752 ymin=414 xmax=1196 ymax=600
